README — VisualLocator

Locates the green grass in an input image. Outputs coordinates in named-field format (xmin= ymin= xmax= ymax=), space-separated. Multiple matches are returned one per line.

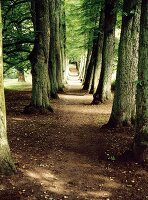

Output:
xmin=4 ymin=78 xmax=32 ymax=91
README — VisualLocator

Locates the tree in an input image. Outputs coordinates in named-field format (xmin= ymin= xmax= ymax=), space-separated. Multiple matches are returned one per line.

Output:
xmin=90 ymin=8 xmax=105 ymax=94
xmin=92 ymin=0 xmax=117 ymax=104
xmin=24 ymin=0 xmax=53 ymax=113
xmin=134 ymin=0 xmax=148 ymax=163
xmin=2 ymin=0 xmax=34 ymax=78
xmin=82 ymin=0 xmax=103 ymax=91
xmin=55 ymin=0 xmax=64 ymax=91
xmin=107 ymin=0 xmax=141 ymax=127
xmin=0 ymin=1 xmax=16 ymax=175
xmin=48 ymin=0 xmax=59 ymax=98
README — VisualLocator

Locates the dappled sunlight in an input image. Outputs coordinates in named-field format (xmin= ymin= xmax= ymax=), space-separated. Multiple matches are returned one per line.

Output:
xmin=12 ymin=117 xmax=26 ymax=121
xmin=59 ymin=93 xmax=93 ymax=106
xmin=57 ymin=94 xmax=112 ymax=115
xmin=24 ymin=168 xmax=69 ymax=195
xmin=81 ymin=190 xmax=112 ymax=198
xmin=22 ymin=164 xmax=122 ymax=199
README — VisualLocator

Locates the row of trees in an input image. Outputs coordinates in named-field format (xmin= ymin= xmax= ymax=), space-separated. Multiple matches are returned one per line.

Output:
xmin=0 ymin=0 xmax=148 ymax=174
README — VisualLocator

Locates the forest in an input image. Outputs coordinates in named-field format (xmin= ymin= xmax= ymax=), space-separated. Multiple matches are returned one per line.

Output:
xmin=0 ymin=0 xmax=148 ymax=199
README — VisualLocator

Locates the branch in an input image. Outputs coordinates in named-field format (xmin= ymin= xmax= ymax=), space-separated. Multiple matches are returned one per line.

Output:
xmin=3 ymin=39 xmax=34 ymax=48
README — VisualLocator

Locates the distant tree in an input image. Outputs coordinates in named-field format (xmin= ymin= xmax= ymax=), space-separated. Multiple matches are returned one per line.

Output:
xmin=48 ymin=0 xmax=59 ymax=98
xmin=92 ymin=0 xmax=117 ymax=104
xmin=107 ymin=0 xmax=141 ymax=127
xmin=55 ymin=0 xmax=64 ymax=91
xmin=0 ymin=1 xmax=16 ymax=175
xmin=24 ymin=0 xmax=53 ymax=113
xmin=83 ymin=23 xmax=100 ymax=92
xmin=90 ymin=8 xmax=105 ymax=94
xmin=82 ymin=0 xmax=103 ymax=91
xmin=65 ymin=0 xmax=87 ymax=63
xmin=2 ymin=0 xmax=34 ymax=79
xmin=134 ymin=0 xmax=148 ymax=163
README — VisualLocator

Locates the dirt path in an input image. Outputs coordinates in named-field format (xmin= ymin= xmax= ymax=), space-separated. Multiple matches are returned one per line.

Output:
xmin=0 ymin=70 xmax=148 ymax=199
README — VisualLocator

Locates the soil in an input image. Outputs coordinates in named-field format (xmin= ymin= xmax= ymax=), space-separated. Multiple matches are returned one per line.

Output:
xmin=0 ymin=72 xmax=148 ymax=199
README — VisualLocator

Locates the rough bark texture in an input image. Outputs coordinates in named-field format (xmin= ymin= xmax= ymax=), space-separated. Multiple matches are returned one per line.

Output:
xmin=49 ymin=0 xmax=58 ymax=98
xmin=0 ymin=2 xmax=16 ymax=175
xmin=134 ymin=0 xmax=148 ymax=163
xmin=48 ymin=0 xmax=64 ymax=94
xmin=25 ymin=0 xmax=53 ymax=114
xmin=55 ymin=0 xmax=64 ymax=91
xmin=60 ymin=0 xmax=66 ymax=85
xmin=92 ymin=0 xmax=117 ymax=104
xmin=108 ymin=0 xmax=141 ymax=127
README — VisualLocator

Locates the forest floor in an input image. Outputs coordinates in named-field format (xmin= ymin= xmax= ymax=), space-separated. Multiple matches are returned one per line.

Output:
xmin=0 ymin=67 xmax=148 ymax=200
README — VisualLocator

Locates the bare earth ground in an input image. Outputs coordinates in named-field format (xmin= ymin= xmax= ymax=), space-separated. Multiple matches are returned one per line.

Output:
xmin=0 ymin=72 xmax=148 ymax=199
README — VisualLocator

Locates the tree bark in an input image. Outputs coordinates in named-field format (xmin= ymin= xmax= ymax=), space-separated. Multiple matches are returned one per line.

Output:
xmin=59 ymin=0 xmax=66 ymax=85
xmin=49 ymin=0 xmax=58 ymax=98
xmin=82 ymin=48 xmax=92 ymax=90
xmin=92 ymin=0 xmax=117 ymax=104
xmin=55 ymin=0 xmax=64 ymax=91
xmin=17 ymin=69 xmax=26 ymax=82
xmin=134 ymin=0 xmax=148 ymax=163
xmin=0 ymin=2 xmax=16 ymax=175
xmin=25 ymin=0 xmax=53 ymax=114
xmin=107 ymin=0 xmax=141 ymax=127
xmin=83 ymin=15 xmax=101 ymax=92
xmin=90 ymin=8 xmax=104 ymax=94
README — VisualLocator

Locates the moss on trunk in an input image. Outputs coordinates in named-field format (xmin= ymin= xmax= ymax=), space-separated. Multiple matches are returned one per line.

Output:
xmin=0 ymin=3 xmax=16 ymax=175
xmin=134 ymin=0 xmax=148 ymax=163
xmin=107 ymin=0 xmax=141 ymax=127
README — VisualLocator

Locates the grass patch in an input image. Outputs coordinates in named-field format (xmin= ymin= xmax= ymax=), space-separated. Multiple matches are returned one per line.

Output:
xmin=4 ymin=79 xmax=32 ymax=91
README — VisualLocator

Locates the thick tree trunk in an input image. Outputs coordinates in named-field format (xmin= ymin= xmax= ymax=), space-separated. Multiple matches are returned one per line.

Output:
xmin=49 ymin=0 xmax=58 ymax=98
xmin=134 ymin=0 xmax=148 ymax=163
xmin=55 ymin=0 xmax=64 ymax=91
xmin=0 ymin=3 xmax=16 ymax=175
xmin=92 ymin=0 xmax=117 ymax=104
xmin=24 ymin=0 xmax=53 ymax=114
xmin=107 ymin=0 xmax=141 ymax=127
xmin=60 ymin=0 xmax=66 ymax=85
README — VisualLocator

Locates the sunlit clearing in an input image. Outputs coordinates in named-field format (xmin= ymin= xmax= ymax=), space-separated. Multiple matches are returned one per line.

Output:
xmin=25 ymin=168 xmax=68 ymax=195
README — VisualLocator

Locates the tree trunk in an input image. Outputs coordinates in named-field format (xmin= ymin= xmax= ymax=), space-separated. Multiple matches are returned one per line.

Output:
xmin=0 ymin=2 xmax=16 ymax=175
xmin=82 ymin=48 xmax=92 ymax=89
xmin=92 ymin=0 xmax=117 ymax=104
xmin=17 ymin=69 xmax=26 ymax=82
xmin=55 ymin=0 xmax=64 ymax=91
xmin=134 ymin=0 xmax=148 ymax=163
xmin=49 ymin=0 xmax=58 ymax=98
xmin=25 ymin=0 xmax=53 ymax=114
xmin=83 ymin=18 xmax=101 ymax=92
xmin=107 ymin=0 xmax=141 ymax=127
xmin=90 ymin=8 xmax=104 ymax=94
xmin=60 ymin=0 xmax=67 ymax=85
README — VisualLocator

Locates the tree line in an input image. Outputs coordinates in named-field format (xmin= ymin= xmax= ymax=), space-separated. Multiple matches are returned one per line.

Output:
xmin=0 ymin=0 xmax=148 ymax=175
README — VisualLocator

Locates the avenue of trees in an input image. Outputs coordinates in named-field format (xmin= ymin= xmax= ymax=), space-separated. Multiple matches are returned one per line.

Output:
xmin=0 ymin=0 xmax=148 ymax=174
